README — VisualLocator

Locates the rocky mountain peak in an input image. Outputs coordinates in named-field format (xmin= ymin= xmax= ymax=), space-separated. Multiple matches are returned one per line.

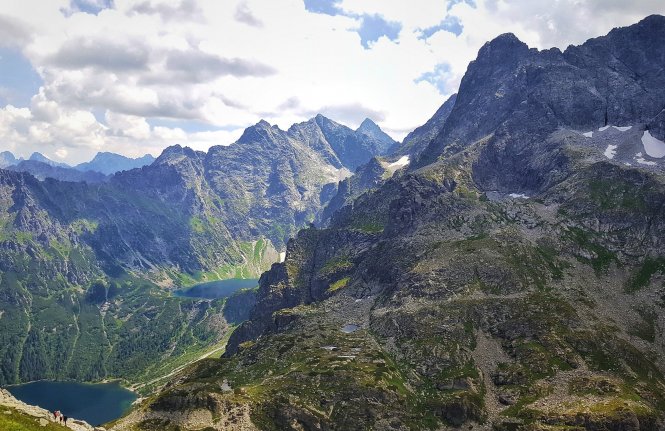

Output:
xmin=29 ymin=152 xmax=69 ymax=168
xmin=357 ymin=118 xmax=395 ymax=148
xmin=154 ymin=144 xmax=200 ymax=165
xmin=475 ymin=32 xmax=530 ymax=63
xmin=0 ymin=151 xmax=19 ymax=168
xmin=358 ymin=117 xmax=379 ymax=129
xmin=256 ymin=119 xmax=272 ymax=128
xmin=236 ymin=119 xmax=289 ymax=146
xmin=312 ymin=113 xmax=336 ymax=131
xmin=628 ymin=13 xmax=665 ymax=33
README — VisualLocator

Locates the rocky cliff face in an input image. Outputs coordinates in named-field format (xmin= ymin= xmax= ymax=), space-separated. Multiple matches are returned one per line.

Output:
xmin=120 ymin=16 xmax=665 ymax=431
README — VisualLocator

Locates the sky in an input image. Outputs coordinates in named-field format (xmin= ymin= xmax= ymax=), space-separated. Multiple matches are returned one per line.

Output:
xmin=0 ymin=0 xmax=663 ymax=164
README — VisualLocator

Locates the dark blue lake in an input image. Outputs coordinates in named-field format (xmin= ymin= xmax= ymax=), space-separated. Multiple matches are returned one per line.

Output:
xmin=6 ymin=381 xmax=136 ymax=426
xmin=174 ymin=278 xmax=259 ymax=299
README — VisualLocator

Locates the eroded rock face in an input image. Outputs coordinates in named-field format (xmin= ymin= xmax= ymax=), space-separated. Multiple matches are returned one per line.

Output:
xmin=123 ymin=16 xmax=665 ymax=431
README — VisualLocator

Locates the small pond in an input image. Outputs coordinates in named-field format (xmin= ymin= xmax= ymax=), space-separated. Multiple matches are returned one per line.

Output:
xmin=341 ymin=324 xmax=360 ymax=334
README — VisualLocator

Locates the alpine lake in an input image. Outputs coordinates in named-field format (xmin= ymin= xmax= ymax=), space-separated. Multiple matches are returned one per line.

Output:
xmin=174 ymin=278 xmax=260 ymax=299
xmin=6 ymin=380 xmax=136 ymax=426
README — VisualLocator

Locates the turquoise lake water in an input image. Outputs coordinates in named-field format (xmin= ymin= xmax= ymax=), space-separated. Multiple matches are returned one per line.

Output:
xmin=174 ymin=278 xmax=259 ymax=299
xmin=6 ymin=380 xmax=136 ymax=426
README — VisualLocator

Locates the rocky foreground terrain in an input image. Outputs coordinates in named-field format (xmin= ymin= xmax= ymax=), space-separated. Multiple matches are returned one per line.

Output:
xmin=113 ymin=15 xmax=665 ymax=430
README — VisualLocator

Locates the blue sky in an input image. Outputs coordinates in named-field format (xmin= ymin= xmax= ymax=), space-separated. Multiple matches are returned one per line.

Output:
xmin=304 ymin=0 xmax=402 ymax=48
xmin=303 ymin=0 xmax=341 ymax=16
xmin=0 ymin=0 xmax=663 ymax=163
xmin=0 ymin=48 xmax=42 ymax=107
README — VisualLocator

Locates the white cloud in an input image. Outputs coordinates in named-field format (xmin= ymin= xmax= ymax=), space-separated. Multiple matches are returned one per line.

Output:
xmin=54 ymin=147 xmax=68 ymax=159
xmin=0 ymin=96 xmax=245 ymax=163
xmin=235 ymin=1 xmax=263 ymax=27
xmin=0 ymin=14 xmax=33 ymax=48
xmin=0 ymin=0 xmax=662 ymax=164
xmin=105 ymin=111 xmax=151 ymax=140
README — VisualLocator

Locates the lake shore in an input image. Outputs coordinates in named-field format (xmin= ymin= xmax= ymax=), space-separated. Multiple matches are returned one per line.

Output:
xmin=0 ymin=388 xmax=102 ymax=430
xmin=4 ymin=381 xmax=136 ymax=426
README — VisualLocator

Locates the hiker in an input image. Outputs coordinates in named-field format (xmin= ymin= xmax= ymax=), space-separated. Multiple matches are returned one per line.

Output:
xmin=55 ymin=410 xmax=61 ymax=422
xmin=63 ymin=415 xmax=68 ymax=426
xmin=53 ymin=410 xmax=58 ymax=421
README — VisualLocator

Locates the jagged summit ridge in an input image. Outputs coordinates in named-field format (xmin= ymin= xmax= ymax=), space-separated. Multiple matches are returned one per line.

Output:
xmin=415 ymin=14 xmax=665 ymax=181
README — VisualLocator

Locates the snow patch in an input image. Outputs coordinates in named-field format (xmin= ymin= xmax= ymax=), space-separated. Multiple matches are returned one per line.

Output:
xmin=642 ymin=131 xmax=665 ymax=158
xmin=598 ymin=125 xmax=611 ymax=132
xmin=635 ymin=152 xmax=657 ymax=166
xmin=604 ymin=144 xmax=618 ymax=159
xmin=220 ymin=380 xmax=232 ymax=393
xmin=388 ymin=155 xmax=410 ymax=169
xmin=613 ymin=125 xmax=632 ymax=132
xmin=508 ymin=193 xmax=529 ymax=199
xmin=582 ymin=131 xmax=593 ymax=138
xmin=279 ymin=252 xmax=286 ymax=263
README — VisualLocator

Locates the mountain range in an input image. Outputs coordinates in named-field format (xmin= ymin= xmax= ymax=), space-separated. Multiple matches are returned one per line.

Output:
xmin=0 ymin=115 xmax=396 ymax=386
xmin=2 ymin=13 xmax=665 ymax=431
xmin=0 ymin=151 xmax=156 ymax=181
xmin=75 ymin=152 xmax=156 ymax=175
xmin=109 ymin=15 xmax=665 ymax=431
